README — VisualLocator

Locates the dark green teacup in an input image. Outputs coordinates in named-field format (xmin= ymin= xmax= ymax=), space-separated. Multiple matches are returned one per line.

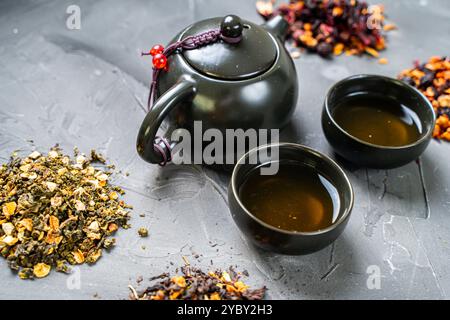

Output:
xmin=228 ymin=143 xmax=354 ymax=255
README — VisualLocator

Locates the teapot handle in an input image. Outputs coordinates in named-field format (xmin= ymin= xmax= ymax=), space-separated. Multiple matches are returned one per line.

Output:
xmin=136 ymin=77 xmax=197 ymax=165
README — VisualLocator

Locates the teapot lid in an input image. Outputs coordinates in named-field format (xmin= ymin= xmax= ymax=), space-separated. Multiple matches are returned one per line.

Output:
xmin=178 ymin=15 xmax=278 ymax=80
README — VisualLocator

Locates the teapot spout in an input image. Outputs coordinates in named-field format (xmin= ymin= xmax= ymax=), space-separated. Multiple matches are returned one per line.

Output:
xmin=263 ymin=15 xmax=289 ymax=42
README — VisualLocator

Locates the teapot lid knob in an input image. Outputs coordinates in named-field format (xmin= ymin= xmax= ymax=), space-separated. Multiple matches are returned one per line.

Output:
xmin=180 ymin=15 xmax=277 ymax=79
xmin=220 ymin=15 xmax=243 ymax=42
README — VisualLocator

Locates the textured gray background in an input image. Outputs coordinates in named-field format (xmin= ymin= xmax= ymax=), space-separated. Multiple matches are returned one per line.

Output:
xmin=0 ymin=0 xmax=449 ymax=300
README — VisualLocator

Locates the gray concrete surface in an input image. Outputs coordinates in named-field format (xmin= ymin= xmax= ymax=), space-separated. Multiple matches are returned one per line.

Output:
xmin=0 ymin=0 xmax=449 ymax=300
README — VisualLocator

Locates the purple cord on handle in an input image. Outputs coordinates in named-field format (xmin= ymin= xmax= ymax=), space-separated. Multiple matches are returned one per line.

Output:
xmin=153 ymin=136 xmax=172 ymax=166
xmin=143 ymin=28 xmax=242 ymax=166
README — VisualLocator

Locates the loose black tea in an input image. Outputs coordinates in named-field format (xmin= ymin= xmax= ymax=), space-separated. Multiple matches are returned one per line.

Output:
xmin=129 ymin=265 xmax=266 ymax=300
xmin=0 ymin=147 xmax=131 ymax=279
xmin=332 ymin=94 xmax=422 ymax=147
xmin=239 ymin=163 xmax=339 ymax=232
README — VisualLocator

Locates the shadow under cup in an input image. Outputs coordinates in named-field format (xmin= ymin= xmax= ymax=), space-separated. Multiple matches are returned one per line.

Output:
xmin=228 ymin=143 xmax=354 ymax=255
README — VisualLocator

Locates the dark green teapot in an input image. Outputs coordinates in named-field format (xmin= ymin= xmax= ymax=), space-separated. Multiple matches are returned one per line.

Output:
xmin=137 ymin=14 xmax=298 ymax=166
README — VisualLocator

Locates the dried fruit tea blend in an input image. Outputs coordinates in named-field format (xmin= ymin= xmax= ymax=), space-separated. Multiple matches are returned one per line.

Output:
xmin=256 ymin=0 xmax=396 ymax=59
xmin=0 ymin=147 xmax=131 ymax=279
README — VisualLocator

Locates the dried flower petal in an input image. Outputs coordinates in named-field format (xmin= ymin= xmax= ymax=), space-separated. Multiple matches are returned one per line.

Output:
xmin=0 ymin=147 xmax=131 ymax=279
xmin=109 ymin=191 xmax=118 ymax=200
xmin=76 ymin=155 xmax=87 ymax=165
xmin=234 ymin=281 xmax=249 ymax=292
xmin=108 ymin=223 xmax=119 ymax=233
xmin=19 ymin=164 xmax=31 ymax=172
xmin=172 ymin=276 xmax=186 ymax=288
xmin=45 ymin=181 xmax=58 ymax=192
xmin=2 ymin=202 xmax=17 ymax=219
xmin=33 ymin=263 xmax=51 ymax=278
xmin=2 ymin=222 xmax=15 ymax=235
xmin=50 ymin=196 xmax=63 ymax=207
xmin=132 ymin=266 xmax=266 ymax=300
xmin=49 ymin=216 xmax=59 ymax=230
xmin=72 ymin=249 xmax=85 ymax=264
xmin=88 ymin=221 xmax=100 ymax=232
xmin=138 ymin=227 xmax=148 ymax=237
xmin=222 ymin=271 xmax=232 ymax=283
xmin=365 ymin=47 xmax=380 ymax=58
xmin=399 ymin=56 xmax=450 ymax=141
xmin=18 ymin=218 xmax=33 ymax=232
xmin=290 ymin=50 xmax=301 ymax=59
xmin=86 ymin=249 xmax=102 ymax=264
xmin=1 ymin=235 xmax=19 ymax=246
xmin=256 ymin=0 xmax=274 ymax=17
xmin=75 ymin=200 xmax=86 ymax=212
xmin=28 ymin=151 xmax=41 ymax=160
xmin=383 ymin=24 xmax=397 ymax=31
xmin=210 ymin=292 xmax=221 ymax=300
xmin=257 ymin=0 xmax=394 ymax=58
xmin=334 ymin=43 xmax=344 ymax=56
xmin=48 ymin=150 xmax=59 ymax=158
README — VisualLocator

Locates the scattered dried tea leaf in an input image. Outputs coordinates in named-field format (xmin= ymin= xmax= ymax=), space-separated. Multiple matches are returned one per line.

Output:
xmin=138 ymin=227 xmax=149 ymax=237
xmin=256 ymin=0 xmax=275 ymax=17
xmin=129 ymin=265 xmax=266 ymax=300
xmin=0 ymin=146 xmax=131 ymax=279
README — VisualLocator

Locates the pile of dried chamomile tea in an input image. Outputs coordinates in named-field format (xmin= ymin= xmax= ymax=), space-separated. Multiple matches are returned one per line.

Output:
xmin=129 ymin=266 xmax=266 ymax=300
xmin=398 ymin=56 xmax=450 ymax=141
xmin=0 ymin=147 xmax=131 ymax=279
xmin=257 ymin=0 xmax=396 ymax=62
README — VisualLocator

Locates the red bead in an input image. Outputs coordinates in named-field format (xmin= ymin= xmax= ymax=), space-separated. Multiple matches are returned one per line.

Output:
xmin=150 ymin=44 xmax=164 ymax=56
xmin=153 ymin=53 xmax=167 ymax=69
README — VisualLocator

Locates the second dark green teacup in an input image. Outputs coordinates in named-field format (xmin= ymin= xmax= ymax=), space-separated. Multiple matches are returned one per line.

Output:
xmin=322 ymin=75 xmax=435 ymax=169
